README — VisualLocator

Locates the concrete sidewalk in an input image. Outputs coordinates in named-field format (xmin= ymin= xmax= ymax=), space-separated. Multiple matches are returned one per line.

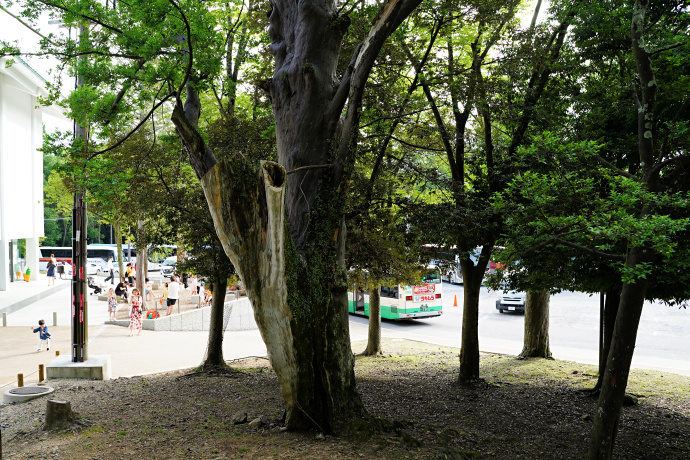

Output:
xmin=0 ymin=280 xmax=268 ymax=389
xmin=0 ymin=325 xmax=268 ymax=388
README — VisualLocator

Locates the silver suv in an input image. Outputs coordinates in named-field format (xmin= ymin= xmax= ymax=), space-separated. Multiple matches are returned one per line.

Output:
xmin=496 ymin=290 xmax=526 ymax=313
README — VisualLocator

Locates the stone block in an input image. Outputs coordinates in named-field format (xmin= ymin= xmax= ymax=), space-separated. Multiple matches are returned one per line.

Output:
xmin=46 ymin=355 xmax=111 ymax=380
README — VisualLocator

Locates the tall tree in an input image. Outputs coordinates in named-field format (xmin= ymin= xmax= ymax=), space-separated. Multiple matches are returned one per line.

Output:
xmin=586 ymin=1 xmax=690 ymax=456
xmin=401 ymin=2 xmax=576 ymax=381
xmin=487 ymin=0 xmax=690 ymax=453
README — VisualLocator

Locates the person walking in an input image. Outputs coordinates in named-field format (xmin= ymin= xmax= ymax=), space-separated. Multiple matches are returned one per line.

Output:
xmin=107 ymin=288 xmax=117 ymax=321
xmin=31 ymin=319 xmax=51 ymax=351
xmin=104 ymin=256 xmax=115 ymax=284
xmin=46 ymin=256 xmax=56 ymax=286
xmin=166 ymin=275 xmax=181 ymax=316
xmin=129 ymin=288 xmax=143 ymax=336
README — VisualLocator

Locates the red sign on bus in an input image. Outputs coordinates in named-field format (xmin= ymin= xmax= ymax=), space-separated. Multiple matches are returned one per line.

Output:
xmin=412 ymin=284 xmax=436 ymax=294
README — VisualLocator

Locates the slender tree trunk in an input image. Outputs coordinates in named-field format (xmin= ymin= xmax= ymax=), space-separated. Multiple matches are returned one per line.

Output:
xmin=136 ymin=219 xmax=146 ymax=310
xmin=61 ymin=219 xmax=68 ymax=247
xmin=518 ymin=290 xmax=551 ymax=359
xmin=362 ymin=286 xmax=381 ymax=356
xmin=114 ymin=222 xmax=124 ymax=280
xmin=202 ymin=277 xmax=228 ymax=369
xmin=458 ymin=266 xmax=484 ymax=382
xmin=594 ymin=286 xmax=621 ymax=392
xmin=589 ymin=246 xmax=651 ymax=459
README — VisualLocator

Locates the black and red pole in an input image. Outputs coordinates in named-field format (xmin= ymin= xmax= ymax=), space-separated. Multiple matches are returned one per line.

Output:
xmin=71 ymin=193 xmax=88 ymax=362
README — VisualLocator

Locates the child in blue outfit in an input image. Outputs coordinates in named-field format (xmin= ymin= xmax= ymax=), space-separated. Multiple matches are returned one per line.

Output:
xmin=31 ymin=319 xmax=51 ymax=351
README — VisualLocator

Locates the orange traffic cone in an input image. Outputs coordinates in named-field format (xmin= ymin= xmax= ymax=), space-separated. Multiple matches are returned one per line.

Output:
xmin=453 ymin=295 xmax=458 ymax=307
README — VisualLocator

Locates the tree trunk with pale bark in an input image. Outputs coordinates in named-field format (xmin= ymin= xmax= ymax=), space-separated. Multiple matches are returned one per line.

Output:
xmin=518 ymin=290 xmax=551 ymax=359
xmin=362 ymin=287 xmax=381 ymax=356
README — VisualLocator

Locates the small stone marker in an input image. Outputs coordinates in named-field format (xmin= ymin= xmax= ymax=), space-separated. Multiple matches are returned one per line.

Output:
xmin=44 ymin=400 xmax=77 ymax=431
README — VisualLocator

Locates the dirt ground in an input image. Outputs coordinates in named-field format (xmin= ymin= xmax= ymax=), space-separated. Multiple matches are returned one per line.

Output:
xmin=2 ymin=339 xmax=689 ymax=459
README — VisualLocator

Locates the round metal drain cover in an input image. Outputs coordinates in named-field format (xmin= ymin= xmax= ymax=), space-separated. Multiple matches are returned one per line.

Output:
xmin=9 ymin=387 xmax=52 ymax=395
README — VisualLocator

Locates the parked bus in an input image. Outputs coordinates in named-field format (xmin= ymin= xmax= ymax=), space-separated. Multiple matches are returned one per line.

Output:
xmin=88 ymin=243 xmax=165 ymax=271
xmin=348 ymin=270 xmax=443 ymax=320
xmin=39 ymin=246 xmax=120 ymax=276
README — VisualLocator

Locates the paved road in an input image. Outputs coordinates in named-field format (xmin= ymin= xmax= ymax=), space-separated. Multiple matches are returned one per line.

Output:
xmin=3 ymin=277 xmax=688 ymax=387
xmin=349 ymin=282 xmax=690 ymax=376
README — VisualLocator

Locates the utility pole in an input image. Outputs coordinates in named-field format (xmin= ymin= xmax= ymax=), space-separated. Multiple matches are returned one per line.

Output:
xmin=71 ymin=24 xmax=89 ymax=363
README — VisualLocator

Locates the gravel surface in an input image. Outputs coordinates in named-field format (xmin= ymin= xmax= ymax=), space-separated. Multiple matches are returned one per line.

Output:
xmin=2 ymin=339 xmax=689 ymax=459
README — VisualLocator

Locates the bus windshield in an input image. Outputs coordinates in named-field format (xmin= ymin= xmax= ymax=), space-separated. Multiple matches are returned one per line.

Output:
xmin=422 ymin=272 xmax=441 ymax=284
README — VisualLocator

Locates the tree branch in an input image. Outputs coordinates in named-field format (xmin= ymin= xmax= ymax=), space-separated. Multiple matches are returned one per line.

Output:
xmin=522 ymin=238 xmax=626 ymax=261
xmin=649 ymin=41 xmax=684 ymax=56
xmin=649 ymin=154 xmax=690 ymax=177
xmin=336 ymin=0 xmax=426 ymax=167
xmin=0 ymin=4 xmax=58 ymax=46
xmin=325 ymin=43 xmax=361 ymax=128
xmin=168 ymin=0 xmax=193 ymax=101
xmin=39 ymin=0 xmax=124 ymax=34
xmin=594 ymin=155 xmax=643 ymax=182
xmin=87 ymin=93 xmax=174 ymax=160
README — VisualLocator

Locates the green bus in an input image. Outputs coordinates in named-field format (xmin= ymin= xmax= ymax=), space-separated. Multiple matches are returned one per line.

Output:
xmin=348 ymin=271 xmax=443 ymax=320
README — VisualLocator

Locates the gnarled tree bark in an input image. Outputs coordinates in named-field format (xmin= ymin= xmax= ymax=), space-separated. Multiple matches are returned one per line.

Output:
xmin=171 ymin=0 xmax=424 ymax=434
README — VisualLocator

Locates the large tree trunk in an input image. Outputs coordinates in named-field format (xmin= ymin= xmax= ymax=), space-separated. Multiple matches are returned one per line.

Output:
xmin=588 ymin=247 xmax=651 ymax=459
xmin=362 ymin=286 xmax=381 ymax=356
xmin=172 ymin=0 xmax=423 ymax=434
xmin=593 ymin=286 xmax=621 ymax=392
xmin=201 ymin=278 xmax=228 ymax=369
xmin=518 ymin=290 xmax=551 ymax=359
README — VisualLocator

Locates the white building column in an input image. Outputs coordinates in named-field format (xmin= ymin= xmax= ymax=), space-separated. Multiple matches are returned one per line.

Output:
xmin=0 ymin=74 xmax=7 ymax=291
xmin=26 ymin=237 xmax=39 ymax=281
xmin=0 ymin=239 xmax=8 ymax=290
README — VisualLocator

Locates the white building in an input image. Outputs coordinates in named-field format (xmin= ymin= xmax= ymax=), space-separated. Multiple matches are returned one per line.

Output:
xmin=0 ymin=56 xmax=65 ymax=291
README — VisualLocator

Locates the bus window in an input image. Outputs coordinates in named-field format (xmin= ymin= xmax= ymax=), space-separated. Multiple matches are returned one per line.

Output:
xmin=380 ymin=286 xmax=399 ymax=299
xmin=422 ymin=272 xmax=441 ymax=284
